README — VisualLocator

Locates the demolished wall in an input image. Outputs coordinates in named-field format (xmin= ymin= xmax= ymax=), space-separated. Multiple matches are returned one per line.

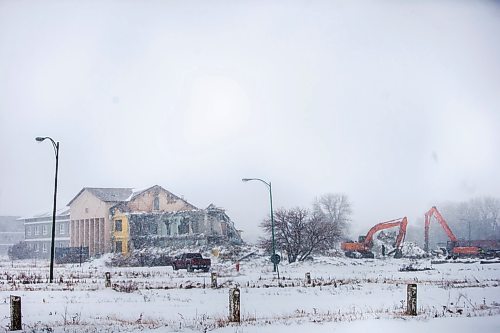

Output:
xmin=127 ymin=205 xmax=243 ymax=251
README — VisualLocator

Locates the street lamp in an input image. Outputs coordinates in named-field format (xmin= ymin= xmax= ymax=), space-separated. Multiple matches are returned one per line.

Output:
xmin=242 ymin=178 xmax=280 ymax=278
xmin=35 ymin=136 xmax=59 ymax=283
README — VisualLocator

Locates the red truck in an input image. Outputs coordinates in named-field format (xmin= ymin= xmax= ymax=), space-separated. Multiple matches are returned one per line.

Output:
xmin=172 ymin=253 xmax=211 ymax=272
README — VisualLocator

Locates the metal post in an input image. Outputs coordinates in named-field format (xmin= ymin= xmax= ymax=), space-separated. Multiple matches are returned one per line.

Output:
xmin=211 ymin=272 xmax=217 ymax=289
xmin=406 ymin=284 xmax=417 ymax=315
xmin=468 ymin=220 xmax=471 ymax=246
xmin=242 ymin=178 xmax=280 ymax=279
xmin=229 ymin=288 xmax=240 ymax=322
xmin=49 ymin=142 xmax=59 ymax=283
xmin=36 ymin=137 xmax=59 ymax=283
xmin=105 ymin=272 xmax=111 ymax=288
xmin=269 ymin=182 xmax=277 ymax=274
xmin=10 ymin=295 xmax=21 ymax=331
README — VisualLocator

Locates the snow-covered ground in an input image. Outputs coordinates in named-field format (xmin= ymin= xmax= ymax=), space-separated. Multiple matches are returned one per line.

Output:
xmin=0 ymin=254 xmax=498 ymax=332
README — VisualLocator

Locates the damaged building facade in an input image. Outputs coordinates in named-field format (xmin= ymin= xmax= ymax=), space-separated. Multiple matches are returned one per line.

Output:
xmin=109 ymin=186 xmax=243 ymax=254
xmin=68 ymin=185 xmax=242 ymax=256
xmin=117 ymin=204 xmax=243 ymax=252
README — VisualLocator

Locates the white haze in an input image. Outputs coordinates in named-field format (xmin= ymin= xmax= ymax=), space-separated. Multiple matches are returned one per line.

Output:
xmin=1 ymin=0 xmax=499 ymax=242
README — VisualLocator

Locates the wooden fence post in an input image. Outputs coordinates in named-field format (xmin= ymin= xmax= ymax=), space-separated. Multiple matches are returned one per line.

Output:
xmin=105 ymin=272 xmax=111 ymax=288
xmin=211 ymin=272 xmax=217 ymax=289
xmin=229 ymin=288 xmax=240 ymax=322
xmin=406 ymin=284 xmax=417 ymax=315
xmin=10 ymin=295 xmax=21 ymax=331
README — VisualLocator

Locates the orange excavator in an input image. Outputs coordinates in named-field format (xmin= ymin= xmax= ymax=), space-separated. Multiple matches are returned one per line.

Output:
xmin=424 ymin=206 xmax=480 ymax=258
xmin=341 ymin=217 xmax=408 ymax=258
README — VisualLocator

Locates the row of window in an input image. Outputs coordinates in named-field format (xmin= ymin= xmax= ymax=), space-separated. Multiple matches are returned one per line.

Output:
xmin=27 ymin=241 xmax=68 ymax=252
xmin=26 ymin=224 xmax=67 ymax=237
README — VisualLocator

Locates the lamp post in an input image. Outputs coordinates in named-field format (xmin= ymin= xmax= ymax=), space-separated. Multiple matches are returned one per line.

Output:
xmin=242 ymin=178 xmax=280 ymax=277
xmin=35 ymin=136 xmax=59 ymax=283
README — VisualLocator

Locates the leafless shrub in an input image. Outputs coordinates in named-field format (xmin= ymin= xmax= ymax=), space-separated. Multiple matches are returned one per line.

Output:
xmin=112 ymin=281 xmax=138 ymax=293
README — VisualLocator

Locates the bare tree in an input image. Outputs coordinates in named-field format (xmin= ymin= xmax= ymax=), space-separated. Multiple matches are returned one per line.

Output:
xmin=260 ymin=207 xmax=341 ymax=263
xmin=313 ymin=193 xmax=352 ymax=240
xmin=477 ymin=197 xmax=500 ymax=238
xmin=463 ymin=197 xmax=500 ymax=240
xmin=302 ymin=210 xmax=340 ymax=258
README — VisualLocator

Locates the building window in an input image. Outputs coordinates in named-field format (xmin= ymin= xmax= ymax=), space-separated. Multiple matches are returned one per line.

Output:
xmin=34 ymin=226 xmax=39 ymax=235
xmin=42 ymin=225 xmax=48 ymax=235
xmin=115 ymin=220 xmax=122 ymax=232
xmin=153 ymin=196 xmax=160 ymax=210
xmin=27 ymin=226 xmax=32 ymax=236
xmin=34 ymin=243 xmax=39 ymax=252
xmin=85 ymin=208 xmax=89 ymax=213
xmin=179 ymin=219 xmax=189 ymax=234
xmin=42 ymin=243 xmax=48 ymax=253
xmin=115 ymin=241 xmax=123 ymax=253
xmin=59 ymin=223 xmax=65 ymax=235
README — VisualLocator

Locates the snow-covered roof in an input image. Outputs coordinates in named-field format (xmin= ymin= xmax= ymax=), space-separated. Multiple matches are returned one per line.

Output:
xmin=68 ymin=187 xmax=133 ymax=205
xmin=18 ymin=206 xmax=70 ymax=220
xmin=125 ymin=186 xmax=153 ymax=201
xmin=85 ymin=187 xmax=134 ymax=203
xmin=69 ymin=185 xmax=199 ymax=211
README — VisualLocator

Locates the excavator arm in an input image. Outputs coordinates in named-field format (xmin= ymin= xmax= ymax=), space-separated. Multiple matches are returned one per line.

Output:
xmin=394 ymin=217 xmax=408 ymax=249
xmin=424 ymin=206 xmax=480 ymax=257
xmin=424 ymin=206 xmax=457 ymax=252
xmin=341 ymin=217 xmax=408 ymax=258
xmin=364 ymin=217 xmax=408 ymax=249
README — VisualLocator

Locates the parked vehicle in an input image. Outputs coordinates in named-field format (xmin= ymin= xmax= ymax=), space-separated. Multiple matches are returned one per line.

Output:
xmin=172 ymin=253 xmax=211 ymax=272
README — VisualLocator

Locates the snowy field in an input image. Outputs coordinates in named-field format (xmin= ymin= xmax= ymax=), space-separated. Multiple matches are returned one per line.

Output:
xmin=0 ymin=255 xmax=499 ymax=332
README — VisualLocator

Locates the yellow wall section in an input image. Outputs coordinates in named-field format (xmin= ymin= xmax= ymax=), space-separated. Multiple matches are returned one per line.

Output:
xmin=112 ymin=213 xmax=129 ymax=255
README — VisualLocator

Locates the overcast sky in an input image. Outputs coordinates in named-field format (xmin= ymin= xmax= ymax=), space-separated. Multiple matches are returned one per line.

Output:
xmin=1 ymin=0 xmax=499 ymax=242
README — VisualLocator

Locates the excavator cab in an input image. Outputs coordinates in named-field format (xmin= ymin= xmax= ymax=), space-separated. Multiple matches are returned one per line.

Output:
xmin=446 ymin=240 xmax=457 ymax=254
